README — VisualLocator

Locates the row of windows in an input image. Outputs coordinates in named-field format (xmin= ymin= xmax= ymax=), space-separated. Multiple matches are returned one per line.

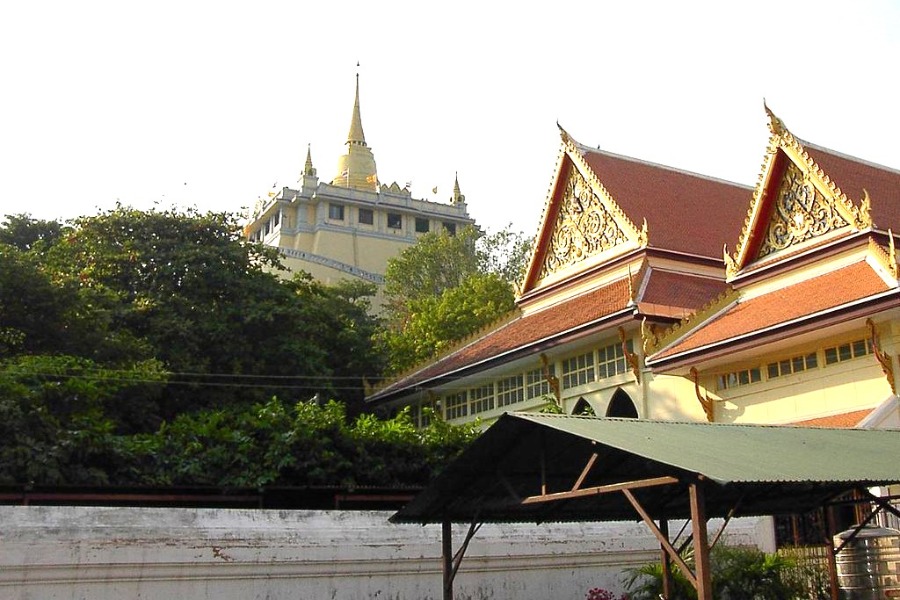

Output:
xmin=561 ymin=340 xmax=633 ymax=390
xmin=408 ymin=339 xmax=638 ymax=425
xmin=328 ymin=203 xmax=457 ymax=234
xmin=716 ymin=339 xmax=873 ymax=391
xmin=249 ymin=211 xmax=282 ymax=241
xmin=423 ymin=366 xmax=557 ymax=423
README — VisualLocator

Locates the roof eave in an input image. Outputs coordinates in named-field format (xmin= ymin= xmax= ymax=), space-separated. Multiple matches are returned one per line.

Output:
xmin=647 ymin=290 xmax=900 ymax=372
xmin=366 ymin=307 xmax=636 ymax=407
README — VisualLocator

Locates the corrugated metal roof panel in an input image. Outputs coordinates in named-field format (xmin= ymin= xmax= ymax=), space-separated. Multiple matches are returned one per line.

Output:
xmin=393 ymin=413 xmax=900 ymax=524
xmin=515 ymin=413 xmax=900 ymax=485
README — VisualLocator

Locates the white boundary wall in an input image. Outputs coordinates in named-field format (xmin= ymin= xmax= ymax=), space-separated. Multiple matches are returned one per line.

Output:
xmin=0 ymin=506 xmax=774 ymax=600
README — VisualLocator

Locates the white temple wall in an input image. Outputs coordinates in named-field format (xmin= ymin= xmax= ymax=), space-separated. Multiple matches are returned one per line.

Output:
xmin=0 ymin=506 xmax=773 ymax=600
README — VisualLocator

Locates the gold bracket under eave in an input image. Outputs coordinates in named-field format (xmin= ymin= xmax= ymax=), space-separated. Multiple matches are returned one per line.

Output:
xmin=867 ymin=318 xmax=896 ymax=394
xmin=689 ymin=367 xmax=716 ymax=422
xmin=619 ymin=326 xmax=641 ymax=384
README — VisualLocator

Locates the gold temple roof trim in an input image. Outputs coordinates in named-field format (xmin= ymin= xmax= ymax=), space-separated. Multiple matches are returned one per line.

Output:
xmin=368 ymin=308 xmax=523 ymax=396
xmin=866 ymin=233 xmax=899 ymax=283
xmin=726 ymin=104 xmax=872 ymax=279
xmin=561 ymin=128 xmax=649 ymax=248
xmin=643 ymin=287 xmax=740 ymax=357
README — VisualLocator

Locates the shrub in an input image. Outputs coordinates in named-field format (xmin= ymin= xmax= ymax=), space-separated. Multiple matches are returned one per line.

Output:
xmin=623 ymin=544 xmax=809 ymax=600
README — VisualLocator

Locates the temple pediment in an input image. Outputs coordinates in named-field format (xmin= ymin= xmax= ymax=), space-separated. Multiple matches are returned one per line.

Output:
xmin=725 ymin=106 xmax=871 ymax=279
xmin=521 ymin=128 xmax=647 ymax=296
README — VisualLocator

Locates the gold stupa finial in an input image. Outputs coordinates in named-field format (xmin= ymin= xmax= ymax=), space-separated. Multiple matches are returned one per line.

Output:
xmin=332 ymin=66 xmax=378 ymax=191
xmin=347 ymin=64 xmax=366 ymax=146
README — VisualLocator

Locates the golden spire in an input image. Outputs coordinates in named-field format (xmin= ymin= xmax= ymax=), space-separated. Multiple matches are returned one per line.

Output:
xmin=451 ymin=172 xmax=465 ymax=205
xmin=303 ymin=144 xmax=316 ymax=177
xmin=332 ymin=66 xmax=378 ymax=191
xmin=347 ymin=72 xmax=367 ymax=146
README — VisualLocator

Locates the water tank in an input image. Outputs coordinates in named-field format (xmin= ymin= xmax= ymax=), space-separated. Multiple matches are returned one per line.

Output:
xmin=834 ymin=525 xmax=900 ymax=599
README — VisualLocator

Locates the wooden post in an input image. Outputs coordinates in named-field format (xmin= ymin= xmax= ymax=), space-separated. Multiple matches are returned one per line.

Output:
xmin=689 ymin=482 xmax=713 ymax=600
xmin=660 ymin=518 xmax=672 ymax=600
xmin=442 ymin=518 xmax=453 ymax=600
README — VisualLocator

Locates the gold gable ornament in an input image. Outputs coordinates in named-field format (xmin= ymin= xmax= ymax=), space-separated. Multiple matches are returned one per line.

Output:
xmin=539 ymin=166 xmax=628 ymax=279
xmin=757 ymin=161 xmax=849 ymax=258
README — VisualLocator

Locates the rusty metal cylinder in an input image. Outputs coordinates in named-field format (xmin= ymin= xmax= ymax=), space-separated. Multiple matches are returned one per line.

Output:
xmin=834 ymin=525 xmax=900 ymax=599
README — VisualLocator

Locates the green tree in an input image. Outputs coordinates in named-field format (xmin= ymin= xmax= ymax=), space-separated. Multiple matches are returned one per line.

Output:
xmin=38 ymin=206 xmax=379 ymax=424
xmin=0 ymin=354 xmax=166 ymax=485
xmin=0 ymin=213 xmax=64 ymax=252
xmin=379 ymin=225 xmax=528 ymax=374
xmin=118 ymin=398 xmax=478 ymax=488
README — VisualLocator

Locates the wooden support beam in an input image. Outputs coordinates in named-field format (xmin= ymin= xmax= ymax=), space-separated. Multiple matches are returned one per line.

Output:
xmin=689 ymin=482 xmax=713 ymax=600
xmin=521 ymin=476 xmax=678 ymax=505
xmin=571 ymin=452 xmax=599 ymax=491
xmin=623 ymin=489 xmax=697 ymax=589
xmin=442 ymin=518 xmax=453 ymax=600
xmin=660 ymin=518 xmax=672 ymax=600
xmin=824 ymin=506 xmax=840 ymax=600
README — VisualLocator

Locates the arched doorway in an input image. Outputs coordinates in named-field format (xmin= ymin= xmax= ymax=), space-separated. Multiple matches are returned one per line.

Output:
xmin=605 ymin=389 xmax=638 ymax=418
xmin=572 ymin=397 xmax=596 ymax=416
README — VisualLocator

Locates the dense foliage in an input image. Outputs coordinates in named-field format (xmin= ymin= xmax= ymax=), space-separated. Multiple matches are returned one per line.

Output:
xmin=0 ymin=209 xmax=476 ymax=488
xmin=378 ymin=225 xmax=531 ymax=374
xmin=622 ymin=545 xmax=816 ymax=600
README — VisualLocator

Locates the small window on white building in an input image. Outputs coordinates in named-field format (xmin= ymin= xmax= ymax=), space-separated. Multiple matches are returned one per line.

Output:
xmin=497 ymin=374 xmax=525 ymax=407
xmin=444 ymin=392 xmax=468 ymax=420
xmin=415 ymin=217 xmax=430 ymax=233
xmin=716 ymin=367 xmax=761 ymax=390
xmin=526 ymin=366 xmax=554 ymax=399
xmin=469 ymin=384 xmax=495 ymax=414
xmin=329 ymin=203 xmax=345 ymax=221
xmin=598 ymin=339 xmax=633 ymax=379
xmin=767 ymin=352 xmax=818 ymax=379
xmin=358 ymin=208 xmax=374 ymax=225
xmin=562 ymin=352 xmax=596 ymax=389
xmin=824 ymin=339 xmax=873 ymax=365
xmin=387 ymin=213 xmax=402 ymax=229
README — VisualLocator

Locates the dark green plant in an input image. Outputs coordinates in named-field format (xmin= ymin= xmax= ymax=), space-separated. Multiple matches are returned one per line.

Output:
xmin=623 ymin=545 xmax=809 ymax=600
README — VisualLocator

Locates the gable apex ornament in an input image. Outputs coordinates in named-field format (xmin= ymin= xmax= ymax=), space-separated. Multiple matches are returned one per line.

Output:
xmin=537 ymin=130 xmax=648 ymax=280
xmin=730 ymin=105 xmax=872 ymax=276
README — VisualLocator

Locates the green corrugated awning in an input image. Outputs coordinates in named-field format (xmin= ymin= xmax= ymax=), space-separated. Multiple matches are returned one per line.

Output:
xmin=392 ymin=413 xmax=900 ymax=524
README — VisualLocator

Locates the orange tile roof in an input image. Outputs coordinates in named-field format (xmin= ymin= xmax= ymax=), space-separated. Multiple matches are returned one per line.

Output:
xmin=653 ymin=261 xmax=893 ymax=360
xmin=581 ymin=149 xmax=751 ymax=258
xmin=791 ymin=409 xmax=873 ymax=428
xmin=802 ymin=143 xmax=900 ymax=231
xmin=640 ymin=269 xmax=730 ymax=311
xmin=368 ymin=278 xmax=633 ymax=402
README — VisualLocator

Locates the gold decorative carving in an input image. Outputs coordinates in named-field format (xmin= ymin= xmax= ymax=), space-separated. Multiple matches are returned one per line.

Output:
xmin=640 ymin=317 xmax=657 ymax=355
xmin=868 ymin=235 xmax=899 ymax=280
xmin=723 ymin=244 xmax=738 ymax=279
xmin=757 ymin=161 xmax=849 ymax=258
xmin=867 ymin=318 xmax=896 ymax=394
xmin=891 ymin=232 xmax=897 ymax=276
xmin=540 ymin=166 xmax=628 ymax=278
xmin=644 ymin=288 xmax=739 ymax=356
xmin=618 ymin=327 xmax=641 ymax=384
xmin=540 ymin=353 xmax=561 ymax=403
xmin=689 ymin=367 xmax=715 ymax=422
xmin=730 ymin=104 xmax=868 ymax=274
xmin=858 ymin=189 xmax=873 ymax=229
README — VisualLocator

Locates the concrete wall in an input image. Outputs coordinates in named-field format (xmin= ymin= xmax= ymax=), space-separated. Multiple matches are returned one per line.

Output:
xmin=0 ymin=506 xmax=773 ymax=600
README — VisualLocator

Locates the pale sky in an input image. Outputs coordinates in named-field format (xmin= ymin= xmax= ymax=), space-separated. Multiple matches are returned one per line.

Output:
xmin=2 ymin=1 xmax=899 ymax=238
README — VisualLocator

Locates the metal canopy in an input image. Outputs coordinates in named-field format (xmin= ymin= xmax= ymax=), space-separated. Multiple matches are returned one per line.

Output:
xmin=392 ymin=413 xmax=900 ymax=525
